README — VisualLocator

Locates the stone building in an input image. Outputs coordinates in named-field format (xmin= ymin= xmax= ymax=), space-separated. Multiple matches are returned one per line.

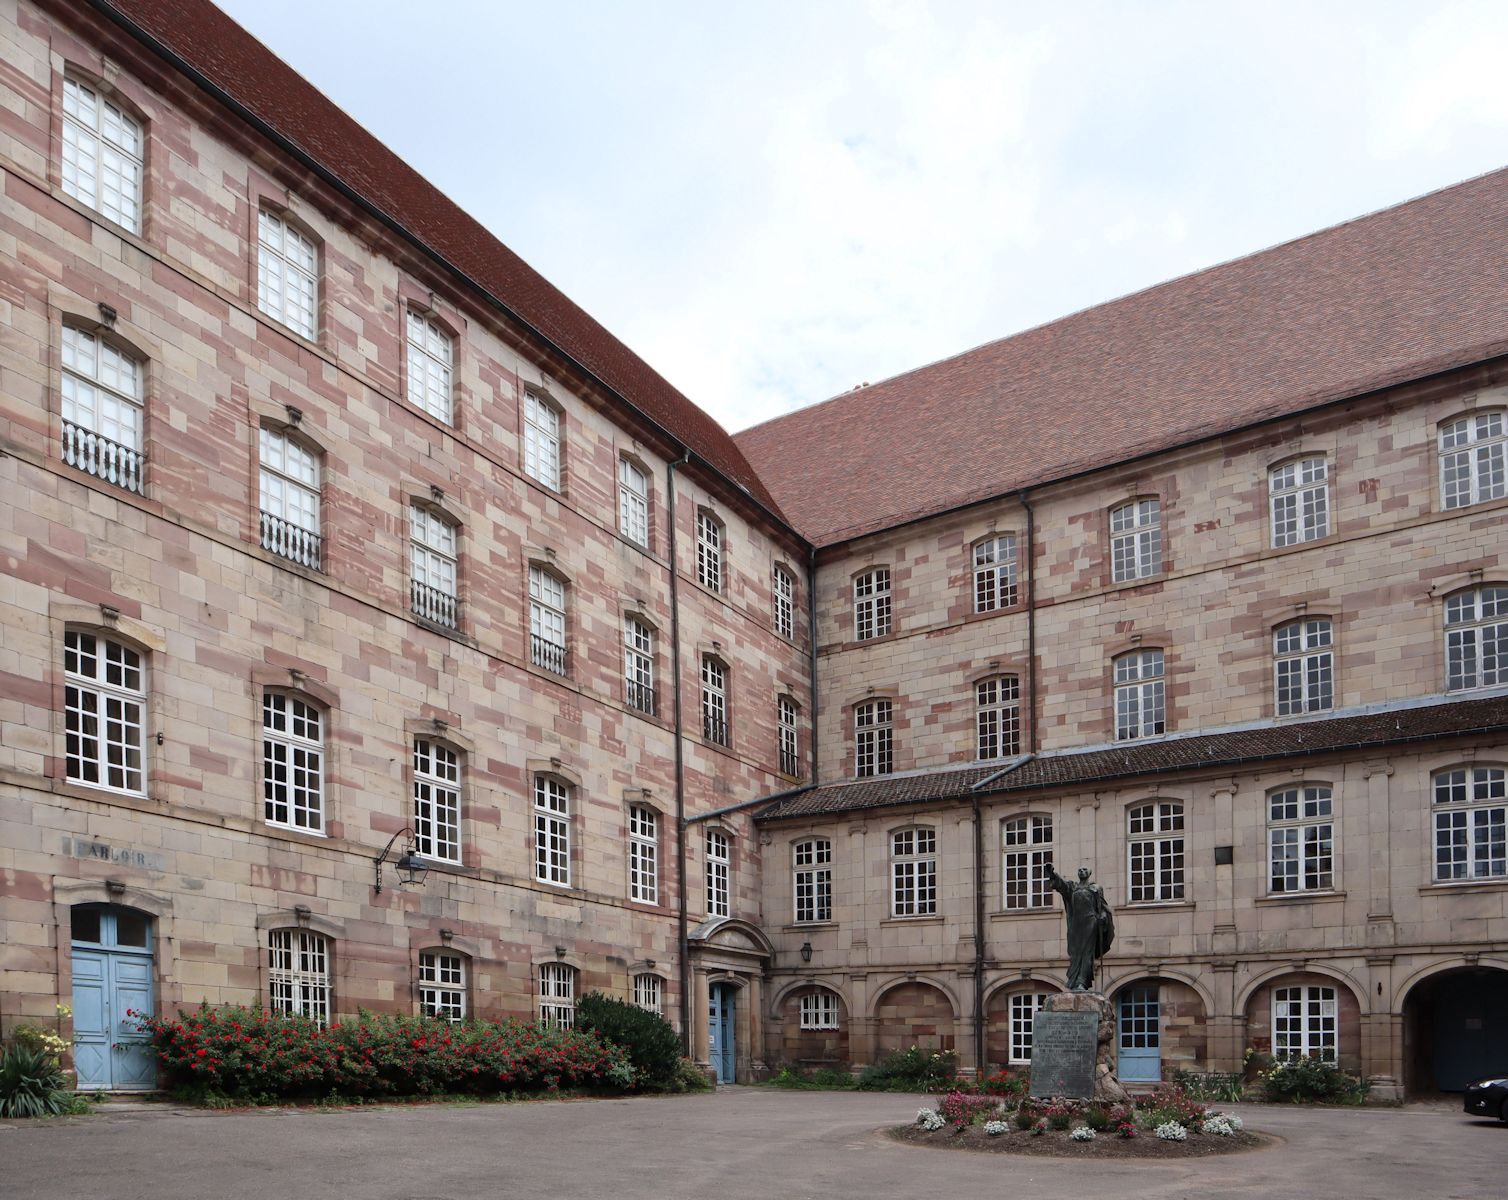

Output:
xmin=0 ymin=0 xmax=1504 ymax=1097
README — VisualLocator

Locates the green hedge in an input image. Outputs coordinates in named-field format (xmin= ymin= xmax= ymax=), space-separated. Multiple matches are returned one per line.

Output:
xmin=574 ymin=992 xmax=681 ymax=1089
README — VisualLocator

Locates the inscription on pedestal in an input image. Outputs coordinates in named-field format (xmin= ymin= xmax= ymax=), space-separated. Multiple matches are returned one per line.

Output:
xmin=1028 ymin=1009 xmax=1098 ymax=1099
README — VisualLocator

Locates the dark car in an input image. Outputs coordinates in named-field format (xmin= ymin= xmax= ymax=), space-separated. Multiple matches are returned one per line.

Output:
xmin=1463 ymin=1077 xmax=1508 ymax=1122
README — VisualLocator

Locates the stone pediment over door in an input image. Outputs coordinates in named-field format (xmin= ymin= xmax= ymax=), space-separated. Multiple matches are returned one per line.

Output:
xmin=687 ymin=917 xmax=775 ymax=972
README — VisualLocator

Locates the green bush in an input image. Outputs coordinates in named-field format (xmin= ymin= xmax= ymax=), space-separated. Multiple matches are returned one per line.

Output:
xmin=666 ymin=1056 xmax=712 ymax=1093
xmin=768 ymin=1064 xmax=855 ymax=1090
xmin=574 ymin=992 xmax=681 ymax=1090
xmin=1259 ymin=1055 xmax=1370 ymax=1104
xmin=0 ymin=1044 xmax=76 ymax=1118
xmin=855 ymin=1046 xmax=958 ymax=1092
xmin=1172 ymin=1068 xmax=1245 ymax=1103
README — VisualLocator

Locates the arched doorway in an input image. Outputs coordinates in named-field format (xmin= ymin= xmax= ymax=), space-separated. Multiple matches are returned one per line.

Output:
xmin=1113 ymin=976 xmax=1210 ymax=1084
xmin=1404 ymin=967 xmax=1508 ymax=1093
xmin=70 ymin=904 xmax=156 ymax=1091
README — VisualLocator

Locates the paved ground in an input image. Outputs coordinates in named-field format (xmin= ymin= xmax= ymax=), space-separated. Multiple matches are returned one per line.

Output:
xmin=1 ymin=1088 xmax=1502 ymax=1200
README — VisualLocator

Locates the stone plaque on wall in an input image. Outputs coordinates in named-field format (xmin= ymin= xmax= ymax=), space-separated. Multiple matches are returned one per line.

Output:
xmin=1028 ymin=1009 xmax=1098 ymax=1098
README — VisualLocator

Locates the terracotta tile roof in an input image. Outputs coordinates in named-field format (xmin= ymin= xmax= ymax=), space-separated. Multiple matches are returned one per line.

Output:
xmin=755 ymin=695 xmax=1508 ymax=821
xmin=98 ymin=0 xmax=782 ymax=519
xmin=735 ymin=169 xmax=1508 ymax=546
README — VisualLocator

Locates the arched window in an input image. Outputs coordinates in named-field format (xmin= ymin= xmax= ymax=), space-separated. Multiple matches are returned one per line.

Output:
xmin=412 ymin=738 xmax=461 ymax=863
xmin=701 ymin=656 xmax=729 ymax=746
xmin=405 ymin=311 xmax=454 ymax=423
xmin=62 ymin=76 xmax=144 ymax=232
xmin=1267 ymin=784 xmax=1334 ymax=893
xmin=1432 ymin=765 xmax=1506 ymax=882
xmin=854 ymin=699 xmax=893 ymax=778
xmin=633 ymin=973 xmax=663 ymax=1014
xmin=705 ymin=828 xmax=731 ymax=918
xmin=696 ymin=511 xmax=724 ymax=591
xmin=890 ymin=827 xmax=937 ymax=917
xmin=1002 ymin=814 xmax=1053 ymax=910
xmin=64 ymin=630 xmax=146 ymax=795
xmin=1113 ymin=649 xmax=1165 ymax=740
xmin=418 ymin=950 xmax=466 ymax=1022
xmin=777 ymin=695 xmax=800 ymax=777
xmin=1109 ymin=499 xmax=1161 ymax=582
xmin=793 ymin=837 xmax=832 ymax=924
xmin=256 ymin=208 xmax=318 ymax=339
xmin=1444 ymin=585 xmax=1506 ymax=692
xmin=799 ymin=990 xmax=841 ymax=1030
xmin=258 ymin=426 xmax=321 ymax=569
xmin=1273 ymin=618 xmax=1334 ymax=715
xmin=523 ymin=392 xmax=562 ymax=490
xmin=533 ymin=775 xmax=571 ymax=886
xmin=623 ymin=618 xmax=656 ymax=715
xmin=976 ymin=676 xmax=1020 ymax=760
xmin=1439 ymin=410 xmax=1506 ymax=510
xmin=973 ymin=535 xmax=1017 ymax=612
xmin=1269 ymin=457 xmax=1330 ymax=546
xmin=267 ymin=929 xmax=331 ymax=1025
xmin=853 ymin=567 xmax=891 ymax=640
xmin=538 ymin=962 xmax=576 ymax=1029
xmin=529 ymin=565 xmax=568 ymax=674
xmin=628 ymin=804 xmax=658 ymax=904
xmin=619 ymin=457 xmax=649 ymax=546
xmin=61 ymin=325 xmax=145 ymax=493
xmin=410 ymin=504 xmax=459 ymax=628
xmin=1127 ymin=801 xmax=1184 ymax=902
xmin=263 ymin=691 xmax=324 ymax=833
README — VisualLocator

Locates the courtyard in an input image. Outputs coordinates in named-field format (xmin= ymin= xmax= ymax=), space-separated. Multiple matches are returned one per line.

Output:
xmin=2 ymin=1089 xmax=1502 ymax=1200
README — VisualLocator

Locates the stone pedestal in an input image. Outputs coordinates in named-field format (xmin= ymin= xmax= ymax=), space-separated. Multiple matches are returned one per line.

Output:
xmin=1043 ymin=991 xmax=1129 ymax=1104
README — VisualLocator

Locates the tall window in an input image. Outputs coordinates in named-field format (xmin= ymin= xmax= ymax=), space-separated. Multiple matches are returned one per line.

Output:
xmin=624 ymin=619 xmax=656 ymax=715
xmin=773 ymin=566 xmax=796 ymax=639
xmin=1272 ymin=985 xmax=1337 ymax=1060
xmin=854 ymin=699 xmax=893 ymax=778
xmin=1433 ymin=766 xmax=1506 ymax=882
xmin=890 ymin=827 xmax=937 ymax=917
xmin=799 ymin=991 xmax=841 ymax=1030
xmin=533 ymin=775 xmax=571 ymax=886
xmin=793 ymin=838 xmax=832 ymax=924
xmin=1008 ymin=992 xmax=1050 ymax=1063
xmin=523 ymin=393 xmax=561 ymax=490
xmin=1114 ymin=649 xmax=1165 ymax=740
xmin=1274 ymin=618 xmax=1334 ymax=715
xmin=1128 ymin=801 xmax=1184 ymax=902
xmin=973 ymin=535 xmax=1018 ymax=612
xmin=412 ymin=738 xmax=461 ymax=864
xmin=529 ymin=565 xmax=567 ymax=674
xmin=258 ymin=427 xmax=321 ymax=569
xmin=696 ymin=511 xmax=724 ymax=591
xmin=256 ymin=209 xmax=317 ymax=339
xmin=61 ymin=77 xmax=143 ymax=232
xmin=1109 ymin=498 xmax=1162 ymax=582
xmin=628 ymin=804 xmax=659 ymax=904
xmin=701 ymin=657 xmax=729 ymax=746
xmin=1268 ymin=785 xmax=1334 ymax=893
xmin=267 ymin=929 xmax=330 ymax=1026
xmin=1002 ymin=815 xmax=1053 ymax=910
xmin=619 ymin=457 xmax=649 ymax=546
xmin=61 ymin=326 xmax=145 ymax=493
xmin=538 ymin=963 xmax=575 ymax=1029
xmin=853 ymin=568 xmax=891 ymax=640
xmin=64 ymin=631 xmax=145 ymax=795
xmin=1440 ymin=410 xmax=1506 ymax=510
xmin=705 ymin=829 xmax=730 ymax=918
xmin=1270 ymin=457 xmax=1330 ymax=546
xmin=263 ymin=692 xmax=324 ymax=833
xmin=1445 ymin=586 xmax=1506 ymax=692
xmin=410 ymin=505 xmax=459 ymax=629
xmin=405 ymin=311 xmax=453 ymax=423
xmin=418 ymin=950 xmax=466 ymax=1022
xmin=778 ymin=695 xmax=800 ymax=777
xmin=633 ymin=973 xmax=663 ymax=1014
xmin=976 ymin=676 xmax=1021 ymax=760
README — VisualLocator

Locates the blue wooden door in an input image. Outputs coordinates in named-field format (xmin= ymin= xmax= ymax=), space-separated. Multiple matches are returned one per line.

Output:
xmin=1118 ymin=985 xmax=1161 ymax=1083
xmin=70 ymin=906 xmax=156 ymax=1091
xmin=709 ymin=983 xmax=736 ymax=1083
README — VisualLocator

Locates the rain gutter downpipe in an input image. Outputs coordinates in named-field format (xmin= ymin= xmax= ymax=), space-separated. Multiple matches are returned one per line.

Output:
xmin=667 ymin=450 xmax=692 ymax=1055
xmin=807 ymin=544 xmax=820 ymax=782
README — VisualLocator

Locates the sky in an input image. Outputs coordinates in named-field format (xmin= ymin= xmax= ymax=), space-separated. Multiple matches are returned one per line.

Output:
xmin=216 ymin=0 xmax=1508 ymax=434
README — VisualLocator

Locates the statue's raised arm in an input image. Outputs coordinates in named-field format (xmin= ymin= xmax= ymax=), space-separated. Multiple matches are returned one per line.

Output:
xmin=1051 ymin=865 xmax=1111 ymax=991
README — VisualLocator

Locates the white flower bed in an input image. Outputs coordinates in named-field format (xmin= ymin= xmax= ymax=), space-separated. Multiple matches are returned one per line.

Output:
xmin=916 ymin=1108 xmax=946 ymax=1131
xmin=1201 ymin=1115 xmax=1236 ymax=1137
xmin=1070 ymin=1125 xmax=1096 ymax=1141
xmin=1154 ymin=1121 xmax=1188 ymax=1142
xmin=983 ymin=1120 xmax=1009 ymax=1136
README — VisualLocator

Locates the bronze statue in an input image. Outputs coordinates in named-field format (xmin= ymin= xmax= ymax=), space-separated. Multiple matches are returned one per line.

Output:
xmin=1045 ymin=864 xmax=1115 ymax=991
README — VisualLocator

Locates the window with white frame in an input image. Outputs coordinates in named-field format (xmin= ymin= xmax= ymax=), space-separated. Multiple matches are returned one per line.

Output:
xmin=538 ymin=962 xmax=575 ymax=1029
xmin=64 ymin=631 xmax=146 ymax=795
xmin=799 ymin=991 xmax=841 ymax=1030
xmin=633 ymin=972 xmax=663 ymax=1014
xmin=793 ymin=838 xmax=832 ymax=923
xmin=1272 ymin=984 xmax=1337 ymax=1060
xmin=263 ymin=691 xmax=324 ymax=833
xmin=405 ymin=311 xmax=453 ymax=423
xmin=60 ymin=325 xmax=145 ymax=493
xmin=523 ymin=392 xmax=561 ymax=490
xmin=1008 ymin=992 xmax=1050 ymax=1063
xmin=701 ymin=656 xmax=729 ymax=746
xmin=258 ymin=427 xmax=321 ymax=569
xmin=267 ymin=929 xmax=330 ymax=1026
xmin=853 ymin=568 xmax=891 ymax=640
xmin=628 ymin=804 xmax=659 ymax=904
xmin=256 ymin=208 xmax=317 ymax=339
xmin=1440 ymin=410 xmax=1506 ymax=510
xmin=1114 ymin=649 xmax=1165 ymax=740
xmin=410 ymin=505 xmax=459 ymax=628
xmin=529 ymin=565 xmax=568 ymax=674
xmin=778 ymin=695 xmax=800 ymax=777
xmin=973 ymin=535 xmax=1018 ymax=612
xmin=1002 ymin=815 xmax=1053 ymax=910
xmin=412 ymin=738 xmax=461 ymax=864
xmin=1109 ymin=498 xmax=1162 ymax=582
xmin=890 ymin=827 xmax=937 ymax=917
xmin=1128 ymin=801 xmax=1184 ymax=902
xmin=1274 ymin=618 xmax=1334 ymax=715
xmin=61 ymin=77 xmax=143 ymax=232
xmin=1268 ymin=785 xmax=1334 ymax=893
xmin=1445 ymin=586 xmax=1507 ymax=692
xmin=619 ymin=457 xmax=649 ymax=546
xmin=1433 ymin=765 xmax=1506 ymax=882
xmin=533 ymin=775 xmax=571 ymax=886
xmin=624 ymin=618 xmax=656 ymax=715
xmin=854 ymin=699 xmax=893 ymax=778
xmin=773 ymin=566 xmax=796 ymax=639
xmin=1270 ymin=457 xmax=1330 ymax=546
xmin=705 ymin=828 xmax=731 ymax=918
xmin=418 ymin=950 xmax=466 ymax=1022
xmin=696 ymin=511 xmax=724 ymax=592
xmin=976 ymin=676 xmax=1021 ymax=760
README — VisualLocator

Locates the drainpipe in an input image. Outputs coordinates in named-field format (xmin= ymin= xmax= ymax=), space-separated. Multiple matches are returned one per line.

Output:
xmin=807 ymin=545 xmax=820 ymax=783
xmin=667 ymin=450 xmax=692 ymax=1056
xmin=972 ymin=789 xmax=985 ymax=1077
xmin=1019 ymin=490 xmax=1039 ymax=752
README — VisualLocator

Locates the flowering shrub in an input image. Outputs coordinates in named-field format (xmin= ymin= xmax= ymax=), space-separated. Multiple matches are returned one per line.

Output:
xmin=1136 ymin=1083 xmax=1208 ymax=1126
xmin=9 ymin=1005 xmax=72 ymax=1062
xmin=938 ymin=1089 xmax=998 ymax=1126
xmin=982 ymin=1120 xmax=1009 ymax=1136
xmin=1259 ymin=1055 xmax=1369 ymax=1104
xmin=1030 ymin=1117 xmax=1048 ymax=1136
xmin=916 ymin=1107 xmax=946 ymax=1131
xmin=1044 ymin=1100 xmax=1079 ymax=1130
xmin=1154 ymin=1121 xmax=1188 ymax=1142
xmin=1218 ymin=1111 xmax=1243 ymax=1131
xmin=1115 ymin=1121 xmax=1138 ymax=1139
xmin=1070 ymin=1125 xmax=1096 ymax=1141
xmin=857 ymin=1046 xmax=958 ymax=1092
xmin=1200 ymin=1114 xmax=1236 ymax=1136
xmin=962 ymin=1069 xmax=1028 ymax=1099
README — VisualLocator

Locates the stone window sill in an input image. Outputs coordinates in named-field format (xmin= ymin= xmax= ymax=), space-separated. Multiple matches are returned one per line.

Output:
xmin=1419 ymin=880 xmax=1508 ymax=896
xmin=1121 ymin=900 xmax=1196 ymax=912
xmin=1253 ymin=890 xmax=1346 ymax=906
xmin=880 ymin=914 xmax=944 ymax=926
xmin=784 ymin=921 xmax=840 ymax=932
xmin=988 ymin=907 xmax=1058 ymax=921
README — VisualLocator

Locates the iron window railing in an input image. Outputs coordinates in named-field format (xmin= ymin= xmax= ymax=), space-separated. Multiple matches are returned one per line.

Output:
xmin=260 ymin=510 xmax=322 ymax=570
xmin=411 ymin=579 xmax=458 ymax=629
xmin=532 ymin=634 xmax=567 ymax=675
xmin=62 ymin=419 xmax=144 ymax=494
xmin=780 ymin=748 xmax=801 ymax=777
xmin=703 ymin=714 xmax=729 ymax=747
xmin=626 ymin=681 xmax=657 ymax=716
